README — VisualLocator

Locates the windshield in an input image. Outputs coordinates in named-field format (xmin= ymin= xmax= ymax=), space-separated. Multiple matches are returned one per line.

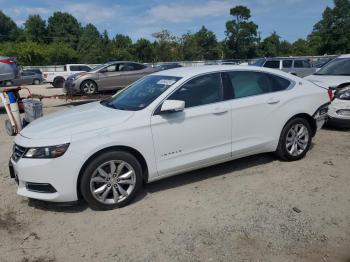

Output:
xmin=90 ymin=64 xmax=106 ymax=72
xmin=101 ymin=75 xmax=182 ymax=111
xmin=315 ymin=58 xmax=350 ymax=76
xmin=250 ymin=58 xmax=265 ymax=67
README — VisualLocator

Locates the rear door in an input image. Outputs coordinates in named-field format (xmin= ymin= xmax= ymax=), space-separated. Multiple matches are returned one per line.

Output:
xmin=98 ymin=63 xmax=124 ymax=89
xmin=118 ymin=63 xmax=149 ymax=86
xmin=293 ymin=60 xmax=314 ymax=77
xmin=222 ymin=70 xmax=293 ymax=157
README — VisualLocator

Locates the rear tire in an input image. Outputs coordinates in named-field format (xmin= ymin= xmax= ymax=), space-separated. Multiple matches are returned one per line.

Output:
xmin=33 ymin=79 xmax=40 ymax=85
xmin=52 ymin=77 xmax=65 ymax=88
xmin=276 ymin=117 xmax=312 ymax=161
xmin=80 ymin=151 xmax=143 ymax=210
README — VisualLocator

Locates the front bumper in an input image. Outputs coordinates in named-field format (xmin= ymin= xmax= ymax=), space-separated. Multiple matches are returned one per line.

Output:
xmin=9 ymin=144 xmax=82 ymax=203
xmin=64 ymin=79 xmax=81 ymax=95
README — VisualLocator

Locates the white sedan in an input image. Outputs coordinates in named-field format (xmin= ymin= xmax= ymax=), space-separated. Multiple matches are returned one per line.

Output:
xmin=305 ymin=54 xmax=350 ymax=128
xmin=9 ymin=66 xmax=330 ymax=210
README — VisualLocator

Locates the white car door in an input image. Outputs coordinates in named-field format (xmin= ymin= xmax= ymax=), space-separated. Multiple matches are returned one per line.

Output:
xmin=222 ymin=70 xmax=294 ymax=157
xmin=151 ymin=73 xmax=232 ymax=177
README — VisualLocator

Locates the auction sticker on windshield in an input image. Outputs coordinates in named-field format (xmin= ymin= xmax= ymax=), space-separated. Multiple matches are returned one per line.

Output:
xmin=157 ymin=79 xmax=177 ymax=85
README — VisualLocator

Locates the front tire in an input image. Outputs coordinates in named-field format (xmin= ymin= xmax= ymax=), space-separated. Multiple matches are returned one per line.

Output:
xmin=80 ymin=151 xmax=143 ymax=210
xmin=276 ymin=117 xmax=312 ymax=161
xmin=80 ymin=80 xmax=97 ymax=95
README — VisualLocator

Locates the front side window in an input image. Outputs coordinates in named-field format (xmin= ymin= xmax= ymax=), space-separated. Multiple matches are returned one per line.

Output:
xmin=101 ymin=75 xmax=181 ymax=111
xmin=168 ymin=73 xmax=222 ymax=108
xmin=225 ymin=71 xmax=291 ymax=99
xmin=315 ymin=58 xmax=350 ymax=76
xmin=263 ymin=60 xmax=280 ymax=69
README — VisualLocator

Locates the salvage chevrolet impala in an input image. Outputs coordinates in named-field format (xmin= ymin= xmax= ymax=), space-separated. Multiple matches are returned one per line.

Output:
xmin=9 ymin=66 xmax=330 ymax=210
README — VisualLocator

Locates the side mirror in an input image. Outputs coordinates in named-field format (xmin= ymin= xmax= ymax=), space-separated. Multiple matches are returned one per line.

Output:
xmin=160 ymin=100 xmax=185 ymax=114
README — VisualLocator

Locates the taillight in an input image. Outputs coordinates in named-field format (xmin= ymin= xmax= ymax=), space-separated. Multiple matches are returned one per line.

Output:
xmin=0 ymin=58 xmax=14 ymax=64
xmin=327 ymin=89 xmax=334 ymax=101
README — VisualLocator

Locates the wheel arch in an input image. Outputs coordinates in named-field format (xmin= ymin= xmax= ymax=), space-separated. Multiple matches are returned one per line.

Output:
xmin=285 ymin=113 xmax=317 ymax=137
xmin=76 ymin=145 xmax=149 ymax=199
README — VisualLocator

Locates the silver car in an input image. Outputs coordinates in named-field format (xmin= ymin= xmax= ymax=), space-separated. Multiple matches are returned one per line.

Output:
xmin=65 ymin=61 xmax=159 ymax=95
xmin=6 ymin=70 xmax=43 ymax=86
xmin=252 ymin=58 xmax=315 ymax=77
xmin=0 ymin=56 xmax=19 ymax=85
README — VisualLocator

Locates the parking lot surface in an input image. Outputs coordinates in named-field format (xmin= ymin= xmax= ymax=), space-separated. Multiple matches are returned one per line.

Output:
xmin=0 ymin=84 xmax=349 ymax=262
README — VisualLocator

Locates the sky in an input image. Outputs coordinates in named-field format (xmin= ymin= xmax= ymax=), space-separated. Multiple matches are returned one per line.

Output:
xmin=0 ymin=0 xmax=334 ymax=42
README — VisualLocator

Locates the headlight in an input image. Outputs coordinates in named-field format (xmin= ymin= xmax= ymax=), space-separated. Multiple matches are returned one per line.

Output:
xmin=24 ymin=144 xmax=70 ymax=159
xmin=336 ymin=87 xmax=350 ymax=100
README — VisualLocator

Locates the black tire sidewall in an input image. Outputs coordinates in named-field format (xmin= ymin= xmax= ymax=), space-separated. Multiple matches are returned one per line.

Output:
xmin=80 ymin=151 xmax=143 ymax=210
xmin=277 ymin=118 xmax=312 ymax=161
xmin=53 ymin=77 xmax=64 ymax=88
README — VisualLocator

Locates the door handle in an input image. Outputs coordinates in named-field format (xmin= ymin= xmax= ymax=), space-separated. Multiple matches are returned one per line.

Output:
xmin=267 ymin=98 xmax=280 ymax=105
xmin=212 ymin=107 xmax=228 ymax=115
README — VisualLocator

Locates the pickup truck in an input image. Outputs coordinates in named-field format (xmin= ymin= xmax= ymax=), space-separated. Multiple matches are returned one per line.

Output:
xmin=43 ymin=64 xmax=92 ymax=88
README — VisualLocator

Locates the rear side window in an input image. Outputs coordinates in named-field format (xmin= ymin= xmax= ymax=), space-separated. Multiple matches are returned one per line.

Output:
xmin=282 ymin=60 xmax=292 ymax=68
xmin=225 ymin=71 xmax=291 ymax=99
xmin=263 ymin=60 xmax=280 ymax=69
xmin=129 ymin=63 xmax=147 ymax=70
xmin=168 ymin=73 xmax=222 ymax=108
xmin=294 ymin=60 xmax=310 ymax=68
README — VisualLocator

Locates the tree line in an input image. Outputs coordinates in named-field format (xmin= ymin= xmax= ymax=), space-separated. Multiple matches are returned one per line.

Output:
xmin=0 ymin=0 xmax=349 ymax=66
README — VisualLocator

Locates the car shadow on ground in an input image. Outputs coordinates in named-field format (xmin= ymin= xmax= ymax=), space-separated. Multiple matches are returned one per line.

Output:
xmin=322 ymin=125 xmax=350 ymax=132
xmin=27 ymin=153 xmax=277 ymax=213
xmin=132 ymin=153 xmax=277 ymax=204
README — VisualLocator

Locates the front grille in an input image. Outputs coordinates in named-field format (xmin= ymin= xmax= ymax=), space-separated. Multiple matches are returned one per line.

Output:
xmin=12 ymin=144 xmax=27 ymax=162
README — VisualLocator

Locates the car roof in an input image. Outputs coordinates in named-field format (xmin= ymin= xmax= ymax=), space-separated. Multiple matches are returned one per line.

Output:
xmin=338 ymin=54 xmax=350 ymax=58
xmin=153 ymin=65 xmax=291 ymax=78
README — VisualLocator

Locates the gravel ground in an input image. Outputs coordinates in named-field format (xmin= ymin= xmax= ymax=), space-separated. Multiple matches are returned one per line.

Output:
xmin=0 ymin=84 xmax=349 ymax=262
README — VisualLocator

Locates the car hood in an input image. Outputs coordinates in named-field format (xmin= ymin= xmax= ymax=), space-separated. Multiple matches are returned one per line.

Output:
xmin=305 ymin=74 xmax=350 ymax=89
xmin=20 ymin=102 xmax=134 ymax=140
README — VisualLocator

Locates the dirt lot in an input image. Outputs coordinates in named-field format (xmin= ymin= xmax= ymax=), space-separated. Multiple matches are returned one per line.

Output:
xmin=0 ymin=84 xmax=349 ymax=262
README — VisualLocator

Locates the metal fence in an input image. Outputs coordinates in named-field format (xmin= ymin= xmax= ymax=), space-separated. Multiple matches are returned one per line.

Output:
xmin=22 ymin=55 xmax=338 ymax=71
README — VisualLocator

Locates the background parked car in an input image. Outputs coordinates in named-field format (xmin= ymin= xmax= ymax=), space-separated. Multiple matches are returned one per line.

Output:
xmin=43 ymin=64 xmax=92 ymax=88
xmin=0 ymin=56 xmax=19 ymax=86
xmin=5 ymin=70 xmax=43 ymax=86
xmin=313 ymin=57 xmax=334 ymax=71
xmin=251 ymin=57 xmax=315 ymax=77
xmin=305 ymin=54 xmax=350 ymax=128
xmin=155 ymin=63 xmax=183 ymax=71
xmin=64 ymin=61 xmax=160 ymax=95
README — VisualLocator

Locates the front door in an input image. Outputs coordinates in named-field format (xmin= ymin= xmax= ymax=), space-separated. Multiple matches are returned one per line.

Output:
xmin=151 ymin=73 xmax=232 ymax=177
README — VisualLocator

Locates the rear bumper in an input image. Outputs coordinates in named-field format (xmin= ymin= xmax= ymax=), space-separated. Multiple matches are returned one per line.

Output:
xmin=327 ymin=117 xmax=350 ymax=128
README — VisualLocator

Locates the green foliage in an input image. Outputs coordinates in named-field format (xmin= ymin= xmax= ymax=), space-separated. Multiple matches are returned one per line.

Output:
xmin=47 ymin=12 xmax=81 ymax=49
xmin=24 ymin=15 xmax=47 ymax=43
xmin=77 ymin=24 xmax=104 ymax=63
xmin=133 ymin=38 xmax=155 ymax=62
xmin=0 ymin=10 xmax=21 ymax=42
xmin=225 ymin=5 xmax=259 ymax=59
xmin=309 ymin=0 xmax=350 ymax=54
xmin=0 ymin=1 xmax=349 ymax=65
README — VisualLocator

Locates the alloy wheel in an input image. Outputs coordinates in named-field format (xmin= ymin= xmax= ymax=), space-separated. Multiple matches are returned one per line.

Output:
xmin=285 ymin=123 xmax=309 ymax=156
xmin=82 ymin=81 xmax=96 ymax=94
xmin=90 ymin=160 xmax=136 ymax=204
